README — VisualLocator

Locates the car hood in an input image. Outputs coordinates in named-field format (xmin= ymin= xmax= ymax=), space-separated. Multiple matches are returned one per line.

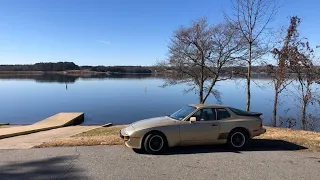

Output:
xmin=130 ymin=116 xmax=176 ymax=130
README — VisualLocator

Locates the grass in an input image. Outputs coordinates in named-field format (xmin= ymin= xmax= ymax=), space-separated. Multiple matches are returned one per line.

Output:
xmin=34 ymin=125 xmax=126 ymax=148
xmin=0 ymin=126 xmax=10 ymax=128
xmin=35 ymin=125 xmax=320 ymax=152
xmin=74 ymin=125 xmax=125 ymax=137
xmin=256 ymin=127 xmax=320 ymax=152
xmin=0 ymin=124 xmax=11 ymax=128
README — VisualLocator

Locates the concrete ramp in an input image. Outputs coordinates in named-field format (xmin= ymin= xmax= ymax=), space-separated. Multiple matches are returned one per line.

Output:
xmin=0 ymin=113 xmax=84 ymax=139
xmin=0 ymin=126 xmax=99 ymax=149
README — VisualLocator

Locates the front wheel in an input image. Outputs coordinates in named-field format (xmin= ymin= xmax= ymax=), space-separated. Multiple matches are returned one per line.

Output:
xmin=143 ymin=132 xmax=167 ymax=154
xmin=132 ymin=148 xmax=145 ymax=154
xmin=227 ymin=129 xmax=249 ymax=150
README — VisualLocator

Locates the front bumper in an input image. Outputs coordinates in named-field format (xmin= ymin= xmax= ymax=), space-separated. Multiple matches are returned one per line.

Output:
xmin=119 ymin=129 xmax=125 ymax=139
xmin=119 ymin=128 xmax=141 ymax=149
xmin=120 ymin=129 xmax=129 ymax=140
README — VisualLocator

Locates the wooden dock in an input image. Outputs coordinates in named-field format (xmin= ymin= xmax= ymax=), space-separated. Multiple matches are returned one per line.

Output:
xmin=0 ymin=113 xmax=84 ymax=139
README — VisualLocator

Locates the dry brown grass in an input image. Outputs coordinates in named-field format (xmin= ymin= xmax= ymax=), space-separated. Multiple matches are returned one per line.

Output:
xmin=35 ymin=125 xmax=320 ymax=152
xmin=0 ymin=125 xmax=20 ymax=129
xmin=255 ymin=127 xmax=320 ymax=152
xmin=35 ymin=135 xmax=123 ymax=148
xmin=35 ymin=125 xmax=125 ymax=148
xmin=73 ymin=125 xmax=125 ymax=137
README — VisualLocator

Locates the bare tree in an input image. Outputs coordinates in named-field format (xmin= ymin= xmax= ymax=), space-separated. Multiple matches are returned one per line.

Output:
xmin=160 ymin=18 xmax=244 ymax=104
xmin=268 ymin=17 xmax=301 ymax=127
xmin=225 ymin=0 xmax=278 ymax=111
xmin=290 ymin=47 xmax=318 ymax=130
xmin=286 ymin=16 xmax=319 ymax=130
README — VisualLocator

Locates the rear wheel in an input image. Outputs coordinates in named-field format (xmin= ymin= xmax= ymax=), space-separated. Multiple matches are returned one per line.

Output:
xmin=227 ymin=129 xmax=249 ymax=150
xmin=143 ymin=132 xmax=167 ymax=154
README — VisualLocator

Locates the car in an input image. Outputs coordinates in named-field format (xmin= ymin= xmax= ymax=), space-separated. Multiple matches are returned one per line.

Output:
xmin=120 ymin=104 xmax=266 ymax=154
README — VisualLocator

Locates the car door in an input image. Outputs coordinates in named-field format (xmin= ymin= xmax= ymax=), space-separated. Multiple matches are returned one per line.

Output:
xmin=215 ymin=108 xmax=233 ymax=138
xmin=179 ymin=108 xmax=219 ymax=145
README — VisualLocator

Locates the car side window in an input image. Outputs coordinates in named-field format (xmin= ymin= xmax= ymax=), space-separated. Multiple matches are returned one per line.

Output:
xmin=217 ymin=108 xmax=231 ymax=120
xmin=191 ymin=108 xmax=216 ymax=121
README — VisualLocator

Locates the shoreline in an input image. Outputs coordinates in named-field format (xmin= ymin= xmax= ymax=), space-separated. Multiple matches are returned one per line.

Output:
xmin=5 ymin=123 xmax=319 ymax=132
xmin=34 ymin=125 xmax=320 ymax=152
xmin=0 ymin=70 xmax=156 ymax=76
xmin=0 ymin=71 xmax=311 ymax=80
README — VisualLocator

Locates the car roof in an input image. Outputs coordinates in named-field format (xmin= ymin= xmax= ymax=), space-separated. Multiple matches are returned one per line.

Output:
xmin=189 ymin=104 xmax=228 ymax=109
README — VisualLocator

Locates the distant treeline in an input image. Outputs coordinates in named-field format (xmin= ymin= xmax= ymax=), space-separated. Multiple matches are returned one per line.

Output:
xmin=81 ymin=65 xmax=152 ymax=73
xmin=161 ymin=65 xmax=320 ymax=75
xmin=0 ymin=62 xmax=80 ymax=71
xmin=1 ymin=62 xmax=318 ymax=75
xmin=221 ymin=65 xmax=320 ymax=75
xmin=0 ymin=62 xmax=153 ymax=74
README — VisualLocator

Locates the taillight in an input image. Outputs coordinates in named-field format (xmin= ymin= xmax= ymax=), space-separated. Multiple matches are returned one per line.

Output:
xmin=260 ymin=122 xmax=262 ymax=128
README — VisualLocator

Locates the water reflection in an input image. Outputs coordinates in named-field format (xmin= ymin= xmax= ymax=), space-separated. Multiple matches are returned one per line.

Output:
xmin=0 ymin=74 xmax=77 ymax=83
xmin=0 ymin=73 xmax=318 ymax=131
xmin=0 ymin=73 xmax=275 ymax=83
xmin=0 ymin=73 xmax=156 ymax=83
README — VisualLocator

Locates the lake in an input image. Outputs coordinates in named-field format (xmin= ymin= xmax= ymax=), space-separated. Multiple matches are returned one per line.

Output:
xmin=1 ymin=74 xmax=319 ymax=130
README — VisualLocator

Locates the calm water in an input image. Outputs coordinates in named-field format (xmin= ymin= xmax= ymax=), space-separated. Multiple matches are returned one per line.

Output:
xmin=1 ymin=74 xmax=318 ymax=129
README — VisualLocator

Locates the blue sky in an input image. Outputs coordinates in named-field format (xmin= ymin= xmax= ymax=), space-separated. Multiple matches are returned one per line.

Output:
xmin=0 ymin=0 xmax=319 ymax=66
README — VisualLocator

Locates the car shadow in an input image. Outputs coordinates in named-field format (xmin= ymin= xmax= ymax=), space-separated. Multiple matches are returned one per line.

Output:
xmin=159 ymin=139 xmax=308 ymax=155
xmin=0 ymin=155 xmax=86 ymax=180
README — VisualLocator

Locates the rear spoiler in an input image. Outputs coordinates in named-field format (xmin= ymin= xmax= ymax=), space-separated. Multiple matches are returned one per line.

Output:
xmin=246 ymin=112 xmax=263 ymax=117
xmin=229 ymin=107 xmax=263 ymax=117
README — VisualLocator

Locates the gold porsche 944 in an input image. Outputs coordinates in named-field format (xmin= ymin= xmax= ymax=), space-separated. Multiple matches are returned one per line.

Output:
xmin=120 ymin=104 xmax=266 ymax=154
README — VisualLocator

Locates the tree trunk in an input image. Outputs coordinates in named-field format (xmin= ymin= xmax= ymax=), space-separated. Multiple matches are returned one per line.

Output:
xmin=246 ymin=43 xmax=252 ymax=111
xmin=301 ymin=100 xmax=307 ymax=130
xmin=299 ymin=79 xmax=307 ymax=130
xmin=199 ymin=55 xmax=205 ymax=104
xmin=199 ymin=85 xmax=203 ymax=104
xmin=272 ymin=89 xmax=279 ymax=127
xmin=301 ymin=81 xmax=311 ymax=130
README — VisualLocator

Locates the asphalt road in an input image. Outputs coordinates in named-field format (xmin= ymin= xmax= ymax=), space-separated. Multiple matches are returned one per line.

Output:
xmin=0 ymin=145 xmax=319 ymax=180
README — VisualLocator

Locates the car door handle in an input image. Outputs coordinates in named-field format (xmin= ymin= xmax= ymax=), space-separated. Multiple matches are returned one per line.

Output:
xmin=211 ymin=124 xmax=218 ymax=126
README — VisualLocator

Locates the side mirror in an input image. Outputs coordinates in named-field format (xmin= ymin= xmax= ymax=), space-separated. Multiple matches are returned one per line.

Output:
xmin=190 ymin=117 xmax=197 ymax=123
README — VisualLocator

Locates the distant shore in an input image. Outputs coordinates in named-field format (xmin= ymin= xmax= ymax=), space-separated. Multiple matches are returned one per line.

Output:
xmin=0 ymin=70 xmax=157 ymax=77
xmin=0 ymin=70 xmax=302 ymax=80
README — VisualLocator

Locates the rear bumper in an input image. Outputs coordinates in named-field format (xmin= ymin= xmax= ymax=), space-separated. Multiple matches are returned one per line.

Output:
xmin=252 ymin=127 xmax=266 ymax=137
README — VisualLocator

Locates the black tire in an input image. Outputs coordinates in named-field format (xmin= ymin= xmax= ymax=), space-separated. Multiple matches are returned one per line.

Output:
xmin=132 ymin=148 xmax=146 ymax=154
xmin=143 ymin=132 xmax=167 ymax=154
xmin=227 ymin=129 xmax=249 ymax=150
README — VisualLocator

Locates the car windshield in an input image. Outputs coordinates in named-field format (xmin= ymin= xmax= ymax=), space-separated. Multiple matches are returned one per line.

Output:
xmin=169 ymin=106 xmax=196 ymax=120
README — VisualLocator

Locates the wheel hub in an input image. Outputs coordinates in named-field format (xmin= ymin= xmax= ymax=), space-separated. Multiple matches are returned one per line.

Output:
xmin=149 ymin=135 xmax=164 ymax=152
xmin=231 ymin=132 xmax=245 ymax=147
